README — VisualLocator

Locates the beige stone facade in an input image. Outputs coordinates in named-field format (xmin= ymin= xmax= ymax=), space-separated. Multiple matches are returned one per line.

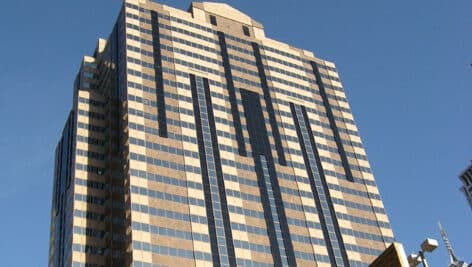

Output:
xmin=49 ymin=1 xmax=394 ymax=266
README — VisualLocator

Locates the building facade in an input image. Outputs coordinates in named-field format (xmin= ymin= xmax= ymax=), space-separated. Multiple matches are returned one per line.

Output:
xmin=459 ymin=164 xmax=472 ymax=210
xmin=49 ymin=1 xmax=395 ymax=266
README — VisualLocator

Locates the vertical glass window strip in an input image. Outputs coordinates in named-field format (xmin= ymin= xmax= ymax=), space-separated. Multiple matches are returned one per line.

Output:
xmin=259 ymin=155 xmax=288 ymax=266
xmin=291 ymin=103 xmax=349 ymax=267
xmin=240 ymin=89 xmax=296 ymax=266
xmin=311 ymin=61 xmax=386 ymax=243
xmin=217 ymin=32 xmax=246 ymax=156
xmin=190 ymin=74 xmax=235 ymax=267
xmin=310 ymin=61 xmax=354 ymax=181
xmin=150 ymin=11 xmax=168 ymax=137
xmin=251 ymin=42 xmax=287 ymax=166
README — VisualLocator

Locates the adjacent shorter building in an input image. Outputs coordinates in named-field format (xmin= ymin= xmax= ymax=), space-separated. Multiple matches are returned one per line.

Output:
xmin=49 ymin=0 xmax=395 ymax=266
xmin=368 ymin=242 xmax=408 ymax=267
xmin=459 ymin=163 xmax=472 ymax=210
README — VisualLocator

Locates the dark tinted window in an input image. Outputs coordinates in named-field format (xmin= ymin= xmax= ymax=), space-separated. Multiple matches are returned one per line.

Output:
xmin=242 ymin=26 xmax=250 ymax=36
xmin=210 ymin=15 xmax=217 ymax=26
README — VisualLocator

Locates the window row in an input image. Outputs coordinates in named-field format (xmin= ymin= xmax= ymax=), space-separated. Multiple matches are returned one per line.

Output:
xmin=132 ymin=221 xmax=209 ymax=242
xmin=75 ymin=163 xmax=105 ymax=175
xmin=72 ymin=244 xmax=104 ymax=255
xmin=131 ymin=185 xmax=204 ymax=207
xmin=130 ymin=152 xmax=201 ymax=174
xmin=74 ymin=193 xmax=105 ymax=205
xmin=76 ymin=149 xmax=106 ymax=161
xmin=76 ymin=135 xmax=106 ymax=146
xmin=133 ymin=241 xmax=212 ymax=261
xmin=78 ymin=109 xmax=106 ymax=120
xmin=131 ymin=203 xmax=208 ymax=225
xmin=78 ymin=97 xmax=106 ymax=107
xmin=77 ymin=122 xmax=106 ymax=133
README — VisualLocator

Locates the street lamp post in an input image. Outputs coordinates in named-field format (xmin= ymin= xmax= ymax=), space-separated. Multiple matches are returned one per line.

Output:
xmin=407 ymin=238 xmax=439 ymax=267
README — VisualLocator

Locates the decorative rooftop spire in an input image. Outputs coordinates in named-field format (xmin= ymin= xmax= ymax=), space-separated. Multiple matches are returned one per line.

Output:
xmin=439 ymin=222 xmax=459 ymax=264
xmin=438 ymin=222 xmax=470 ymax=267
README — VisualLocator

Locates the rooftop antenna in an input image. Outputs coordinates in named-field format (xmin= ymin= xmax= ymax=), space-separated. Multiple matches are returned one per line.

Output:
xmin=439 ymin=222 xmax=459 ymax=264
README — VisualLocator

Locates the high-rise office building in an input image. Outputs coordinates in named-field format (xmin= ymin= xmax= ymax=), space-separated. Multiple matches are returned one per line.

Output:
xmin=49 ymin=1 xmax=395 ymax=266
xmin=459 ymin=163 xmax=472 ymax=210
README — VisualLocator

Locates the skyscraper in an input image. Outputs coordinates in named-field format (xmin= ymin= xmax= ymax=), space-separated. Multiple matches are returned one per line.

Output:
xmin=49 ymin=1 xmax=395 ymax=266
xmin=459 ymin=163 xmax=472 ymax=210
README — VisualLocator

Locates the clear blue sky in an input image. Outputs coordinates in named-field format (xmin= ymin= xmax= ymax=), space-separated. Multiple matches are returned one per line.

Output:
xmin=0 ymin=0 xmax=470 ymax=265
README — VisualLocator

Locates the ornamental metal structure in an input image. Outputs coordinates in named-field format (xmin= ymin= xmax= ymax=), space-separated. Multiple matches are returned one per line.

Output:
xmin=439 ymin=222 xmax=470 ymax=267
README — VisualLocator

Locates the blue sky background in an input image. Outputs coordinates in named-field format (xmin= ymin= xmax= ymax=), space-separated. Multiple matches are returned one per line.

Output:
xmin=0 ymin=0 xmax=470 ymax=265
